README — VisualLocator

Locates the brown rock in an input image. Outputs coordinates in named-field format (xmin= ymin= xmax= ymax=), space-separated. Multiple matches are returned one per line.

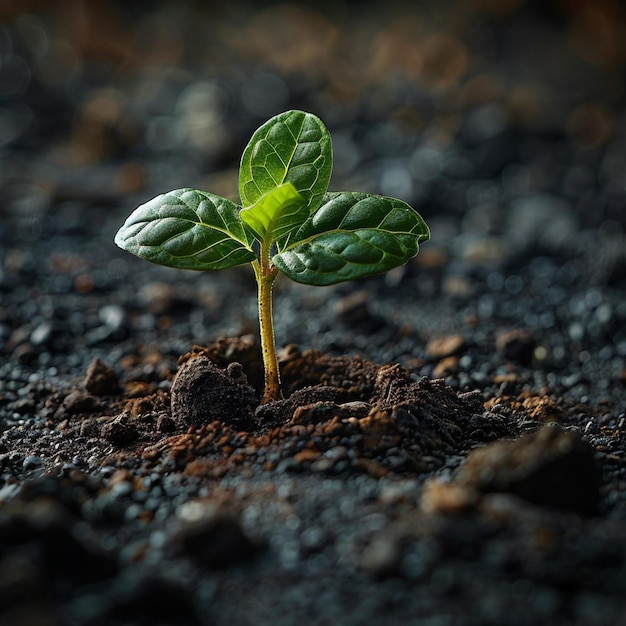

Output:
xmin=432 ymin=356 xmax=459 ymax=378
xmin=495 ymin=328 xmax=535 ymax=365
xmin=426 ymin=334 xmax=466 ymax=359
xmin=84 ymin=357 xmax=120 ymax=396
xmin=294 ymin=448 xmax=322 ymax=464
xmin=420 ymin=478 xmax=480 ymax=515
xmin=101 ymin=414 xmax=139 ymax=447
xmin=62 ymin=390 xmax=100 ymax=414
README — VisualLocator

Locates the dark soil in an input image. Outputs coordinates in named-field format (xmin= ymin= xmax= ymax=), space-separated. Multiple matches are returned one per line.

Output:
xmin=1 ymin=2 xmax=626 ymax=625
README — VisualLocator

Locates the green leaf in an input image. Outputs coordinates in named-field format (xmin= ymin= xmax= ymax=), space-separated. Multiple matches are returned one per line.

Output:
xmin=114 ymin=188 xmax=255 ymax=271
xmin=239 ymin=110 xmax=332 ymax=217
xmin=273 ymin=192 xmax=430 ymax=285
xmin=240 ymin=182 xmax=307 ymax=244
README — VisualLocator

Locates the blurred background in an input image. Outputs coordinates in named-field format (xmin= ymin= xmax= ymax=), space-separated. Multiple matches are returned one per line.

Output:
xmin=1 ymin=0 xmax=625 ymax=391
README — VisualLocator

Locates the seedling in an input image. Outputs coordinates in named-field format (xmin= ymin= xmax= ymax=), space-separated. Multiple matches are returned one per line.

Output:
xmin=115 ymin=110 xmax=430 ymax=403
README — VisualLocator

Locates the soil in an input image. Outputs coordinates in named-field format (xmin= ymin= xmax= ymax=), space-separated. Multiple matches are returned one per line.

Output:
xmin=2 ymin=2 xmax=626 ymax=625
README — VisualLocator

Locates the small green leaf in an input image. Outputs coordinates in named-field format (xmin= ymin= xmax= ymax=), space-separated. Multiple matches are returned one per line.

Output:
xmin=273 ymin=192 xmax=430 ymax=285
xmin=240 ymin=182 xmax=306 ymax=244
xmin=114 ymin=189 xmax=255 ymax=271
xmin=239 ymin=110 xmax=332 ymax=216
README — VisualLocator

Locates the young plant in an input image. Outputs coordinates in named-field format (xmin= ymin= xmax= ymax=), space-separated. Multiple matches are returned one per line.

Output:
xmin=115 ymin=110 xmax=430 ymax=403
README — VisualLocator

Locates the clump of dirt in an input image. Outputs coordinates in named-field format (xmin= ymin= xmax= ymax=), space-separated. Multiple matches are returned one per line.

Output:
xmin=1 ymin=337 xmax=623 ymax=626
xmin=53 ymin=339 xmax=526 ymax=482
xmin=171 ymin=356 xmax=257 ymax=431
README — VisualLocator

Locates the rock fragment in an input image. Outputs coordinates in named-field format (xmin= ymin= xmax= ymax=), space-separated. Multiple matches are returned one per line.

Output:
xmin=84 ymin=357 xmax=120 ymax=396
xmin=426 ymin=334 xmax=466 ymax=359
xmin=495 ymin=328 xmax=535 ymax=365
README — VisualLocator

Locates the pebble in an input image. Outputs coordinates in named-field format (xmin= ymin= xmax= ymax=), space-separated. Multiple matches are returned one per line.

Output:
xmin=495 ymin=329 xmax=536 ymax=366
xmin=426 ymin=334 xmax=466 ymax=359
xmin=98 ymin=304 xmax=127 ymax=331
xmin=101 ymin=415 xmax=140 ymax=447
xmin=360 ymin=533 xmax=401 ymax=576
xmin=83 ymin=357 xmax=120 ymax=396
xmin=22 ymin=455 xmax=43 ymax=471
xmin=62 ymin=390 xmax=100 ymax=414
xmin=30 ymin=322 xmax=53 ymax=347
xmin=432 ymin=356 xmax=460 ymax=378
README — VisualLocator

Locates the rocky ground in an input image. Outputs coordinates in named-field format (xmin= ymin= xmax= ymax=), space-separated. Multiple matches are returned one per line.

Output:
xmin=1 ymin=1 xmax=626 ymax=625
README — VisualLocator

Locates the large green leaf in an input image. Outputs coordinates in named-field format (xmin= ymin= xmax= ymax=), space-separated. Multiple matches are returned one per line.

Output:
xmin=114 ymin=188 xmax=255 ymax=271
xmin=273 ymin=192 xmax=430 ymax=285
xmin=240 ymin=182 xmax=307 ymax=245
xmin=239 ymin=110 xmax=332 ymax=216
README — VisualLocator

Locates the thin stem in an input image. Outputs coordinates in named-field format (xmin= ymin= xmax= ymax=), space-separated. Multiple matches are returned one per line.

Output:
xmin=253 ymin=242 xmax=281 ymax=403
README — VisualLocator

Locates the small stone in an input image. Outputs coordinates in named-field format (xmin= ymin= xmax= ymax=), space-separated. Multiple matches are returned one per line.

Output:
xmin=294 ymin=449 xmax=322 ymax=464
xmin=84 ymin=357 xmax=120 ymax=396
xmin=496 ymin=329 xmax=536 ymax=365
xmin=420 ymin=478 xmax=480 ymax=514
xmin=361 ymin=533 xmax=401 ymax=577
xmin=442 ymin=276 xmax=473 ymax=297
xmin=98 ymin=304 xmax=126 ymax=330
xmin=30 ymin=322 xmax=53 ymax=347
xmin=171 ymin=504 xmax=257 ymax=568
xmin=311 ymin=456 xmax=336 ymax=473
xmin=62 ymin=390 xmax=100 ymax=414
xmin=22 ymin=455 xmax=43 ymax=471
xmin=521 ymin=395 xmax=563 ymax=422
xmin=426 ymin=334 xmax=466 ymax=359
xmin=101 ymin=414 xmax=140 ymax=447
xmin=337 ymin=401 xmax=372 ymax=419
xmin=324 ymin=446 xmax=348 ymax=461
xmin=432 ymin=356 xmax=459 ymax=378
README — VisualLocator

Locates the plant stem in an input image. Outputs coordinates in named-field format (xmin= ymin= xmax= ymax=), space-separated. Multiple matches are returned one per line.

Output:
xmin=253 ymin=243 xmax=281 ymax=403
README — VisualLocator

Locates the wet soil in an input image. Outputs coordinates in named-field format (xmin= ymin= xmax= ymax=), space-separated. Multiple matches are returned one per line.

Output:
xmin=2 ymin=2 xmax=626 ymax=625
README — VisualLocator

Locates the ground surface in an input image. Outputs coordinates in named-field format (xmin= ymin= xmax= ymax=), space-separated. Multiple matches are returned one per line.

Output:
xmin=1 ymin=2 xmax=626 ymax=625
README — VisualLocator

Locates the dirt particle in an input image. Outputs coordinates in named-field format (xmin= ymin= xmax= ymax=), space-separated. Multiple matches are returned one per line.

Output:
xmin=62 ymin=390 xmax=100 ymax=414
xmin=84 ymin=357 xmax=120 ymax=396
xmin=101 ymin=414 xmax=140 ymax=447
